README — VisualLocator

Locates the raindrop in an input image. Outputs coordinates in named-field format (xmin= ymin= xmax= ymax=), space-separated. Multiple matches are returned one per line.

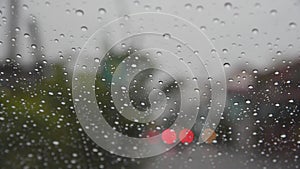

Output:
xmin=222 ymin=49 xmax=228 ymax=53
xmin=155 ymin=7 xmax=162 ymax=12
xmin=144 ymin=5 xmax=150 ymax=10
xmin=280 ymin=134 xmax=286 ymax=138
xmin=185 ymin=3 xmax=192 ymax=9
xmin=94 ymin=58 xmax=100 ymax=63
xmin=163 ymin=33 xmax=171 ymax=39
xmin=200 ymin=26 xmax=206 ymax=30
xmin=276 ymin=51 xmax=282 ymax=55
xmin=224 ymin=2 xmax=232 ymax=10
xmin=124 ymin=15 xmax=130 ymax=20
xmin=245 ymin=99 xmax=251 ymax=104
xmin=98 ymin=8 xmax=107 ymax=15
xmin=24 ymin=33 xmax=30 ymax=38
xmin=254 ymin=2 xmax=261 ymax=8
xmin=45 ymin=1 xmax=51 ymax=6
xmin=156 ymin=51 xmax=162 ymax=56
xmin=223 ymin=62 xmax=231 ymax=68
xmin=22 ymin=4 xmax=29 ymax=10
xmin=75 ymin=9 xmax=84 ymax=16
xmin=31 ymin=44 xmax=37 ymax=49
xmin=52 ymin=141 xmax=60 ymax=145
xmin=289 ymin=22 xmax=297 ymax=28
xmin=196 ymin=5 xmax=204 ymax=12
xmin=252 ymin=28 xmax=259 ymax=34
xmin=134 ymin=0 xmax=140 ymax=6
xmin=270 ymin=9 xmax=277 ymax=15
xmin=213 ymin=18 xmax=220 ymax=23
xmin=65 ymin=9 xmax=71 ymax=14
xmin=288 ymin=99 xmax=294 ymax=103
xmin=16 ymin=54 xmax=22 ymax=58
xmin=81 ymin=26 xmax=88 ymax=31
xmin=121 ymin=43 xmax=126 ymax=48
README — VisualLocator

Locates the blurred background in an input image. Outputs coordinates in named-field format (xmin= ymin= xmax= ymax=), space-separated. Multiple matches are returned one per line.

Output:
xmin=0 ymin=0 xmax=299 ymax=168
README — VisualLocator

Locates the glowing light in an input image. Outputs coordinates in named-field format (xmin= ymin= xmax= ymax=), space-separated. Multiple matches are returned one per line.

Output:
xmin=161 ymin=129 xmax=177 ymax=144
xmin=201 ymin=128 xmax=217 ymax=144
xmin=179 ymin=129 xmax=194 ymax=144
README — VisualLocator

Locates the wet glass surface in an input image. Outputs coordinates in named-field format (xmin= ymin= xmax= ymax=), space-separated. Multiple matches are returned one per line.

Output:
xmin=0 ymin=0 xmax=299 ymax=168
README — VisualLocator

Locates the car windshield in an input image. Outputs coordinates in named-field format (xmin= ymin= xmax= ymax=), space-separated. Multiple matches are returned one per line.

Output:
xmin=0 ymin=0 xmax=299 ymax=168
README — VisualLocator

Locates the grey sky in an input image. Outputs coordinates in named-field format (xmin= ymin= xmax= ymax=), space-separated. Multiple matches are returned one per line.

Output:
xmin=0 ymin=0 xmax=299 ymax=71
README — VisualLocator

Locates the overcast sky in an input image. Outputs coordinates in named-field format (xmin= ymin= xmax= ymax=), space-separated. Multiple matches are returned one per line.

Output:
xmin=0 ymin=0 xmax=300 ymax=72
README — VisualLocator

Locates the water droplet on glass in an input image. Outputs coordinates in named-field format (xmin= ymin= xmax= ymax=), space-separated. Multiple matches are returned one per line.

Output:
xmin=163 ymin=33 xmax=171 ymax=39
xmin=185 ymin=3 xmax=192 ymax=9
xmin=222 ymin=49 xmax=228 ymax=53
xmin=156 ymin=51 xmax=162 ymax=56
xmin=45 ymin=1 xmax=51 ymax=6
xmin=280 ymin=134 xmax=286 ymax=138
xmin=22 ymin=4 xmax=29 ymax=10
xmin=24 ymin=33 xmax=30 ymax=38
xmin=254 ymin=2 xmax=261 ymax=8
xmin=75 ymin=9 xmax=84 ymax=16
xmin=98 ymin=8 xmax=107 ymax=15
xmin=223 ymin=63 xmax=231 ymax=68
xmin=196 ymin=5 xmax=204 ymax=12
xmin=276 ymin=51 xmax=282 ymax=55
xmin=270 ymin=9 xmax=277 ymax=15
xmin=81 ymin=26 xmax=88 ymax=31
xmin=288 ymin=99 xmax=294 ymax=103
xmin=224 ymin=2 xmax=232 ymax=10
xmin=53 ymin=141 xmax=59 ymax=145
xmin=289 ymin=22 xmax=297 ymax=28
xmin=16 ymin=54 xmax=22 ymax=58
xmin=94 ymin=58 xmax=100 ymax=63
xmin=155 ymin=7 xmax=162 ymax=12
xmin=252 ymin=28 xmax=259 ymax=34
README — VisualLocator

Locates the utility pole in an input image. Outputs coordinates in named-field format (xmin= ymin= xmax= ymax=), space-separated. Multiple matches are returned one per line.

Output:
xmin=6 ymin=0 xmax=19 ymax=65
xmin=4 ymin=0 xmax=43 ymax=70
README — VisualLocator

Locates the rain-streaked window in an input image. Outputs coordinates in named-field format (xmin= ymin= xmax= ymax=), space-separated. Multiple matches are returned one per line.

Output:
xmin=0 ymin=0 xmax=299 ymax=168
